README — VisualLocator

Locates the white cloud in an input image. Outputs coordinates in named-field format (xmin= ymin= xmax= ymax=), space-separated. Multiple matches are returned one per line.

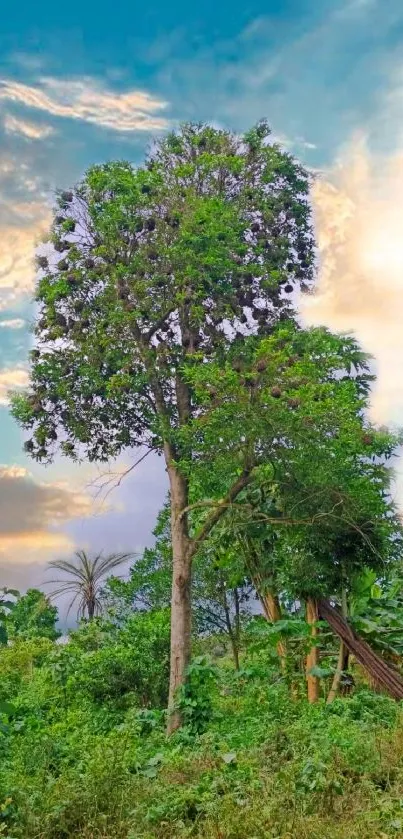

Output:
xmin=301 ymin=130 xmax=403 ymax=427
xmin=4 ymin=113 xmax=54 ymax=140
xmin=0 ymin=318 xmax=25 ymax=329
xmin=0 ymin=76 xmax=170 ymax=132
xmin=0 ymin=366 xmax=29 ymax=405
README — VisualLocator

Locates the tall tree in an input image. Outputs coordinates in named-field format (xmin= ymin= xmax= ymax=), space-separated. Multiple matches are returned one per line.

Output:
xmin=47 ymin=551 xmax=132 ymax=621
xmin=11 ymin=120 xmax=316 ymax=730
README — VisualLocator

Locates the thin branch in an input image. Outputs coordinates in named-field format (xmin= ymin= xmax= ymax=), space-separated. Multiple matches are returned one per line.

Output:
xmin=88 ymin=449 xmax=153 ymax=504
xmin=189 ymin=470 xmax=253 ymax=560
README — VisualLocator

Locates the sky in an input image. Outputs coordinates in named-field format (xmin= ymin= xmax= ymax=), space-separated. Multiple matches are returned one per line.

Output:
xmin=1 ymin=0 xmax=403 ymax=608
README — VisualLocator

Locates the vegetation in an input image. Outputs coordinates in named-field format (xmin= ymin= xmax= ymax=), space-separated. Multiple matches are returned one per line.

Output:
xmin=2 ymin=615 xmax=403 ymax=838
xmin=5 ymin=119 xmax=403 ymax=835
xmin=0 ymin=588 xmax=59 ymax=644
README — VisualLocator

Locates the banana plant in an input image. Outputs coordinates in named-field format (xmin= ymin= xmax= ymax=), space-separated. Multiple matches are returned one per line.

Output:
xmin=349 ymin=567 xmax=403 ymax=658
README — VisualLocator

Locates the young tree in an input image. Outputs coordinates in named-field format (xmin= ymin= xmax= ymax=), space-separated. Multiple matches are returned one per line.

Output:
xmin=7 ymin=588 xmax=60 ymax=641
xmin=47 ymin=550 xmax=132 ymax=621
xmin=11 ymin=121 xmax=316 ymax=729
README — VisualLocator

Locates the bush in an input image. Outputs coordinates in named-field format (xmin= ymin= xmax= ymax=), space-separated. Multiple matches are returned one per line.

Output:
xmin=57 ymin=609 xmax=170 ymax=708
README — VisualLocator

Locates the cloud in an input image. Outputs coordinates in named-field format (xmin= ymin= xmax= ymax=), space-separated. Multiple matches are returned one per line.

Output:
xmin=0 ymin=207 xmax=50 ymax=310
xmin=0 ymin=466 xmax=94 ymax=594
xmin=301 ymin=131 xmax=403 ymax=427
xmin=0 ymin=465 xmax=92 ymax=538
xmin=0 ymin=366 xmax=29 ymax=405
xmin=4 ymin=113 xmax=54 ymax=140
xmin=0 ymin=318 xmax=25 ymax=329
xmin=0 ymin=77 xmax=170 ymax=133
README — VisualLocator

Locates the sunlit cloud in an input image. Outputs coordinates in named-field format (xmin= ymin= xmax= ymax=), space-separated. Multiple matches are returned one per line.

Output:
xmin=0 ymin=209 xmax=50 ymax=310
xmin=4 ymin=113 xmax=54 ymax=140
xmin=302 ymin=132 xmax=403 ymax=427
xmin=0 ymin=76 xmax=170 ymax=132
xmin=0 ymin=465 xmax=93 ymax=534
xmin=0 ymin=366 xmax=29 ymax=404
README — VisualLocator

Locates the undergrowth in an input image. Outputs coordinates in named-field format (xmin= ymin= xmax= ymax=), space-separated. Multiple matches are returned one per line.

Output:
xmin=1 ymin=633 xmax=403 ymax=838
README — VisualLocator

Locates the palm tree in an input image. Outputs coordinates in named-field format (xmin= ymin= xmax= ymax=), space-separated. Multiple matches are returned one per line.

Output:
xmin=46 ymin=550 xmax=133 ymax=621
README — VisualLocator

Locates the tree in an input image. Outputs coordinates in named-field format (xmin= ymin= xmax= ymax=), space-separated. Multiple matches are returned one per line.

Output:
xmin=11 ymin=120 xmax=317 ymax=730
xmin=47 ymin=551 xmax=132 ymax=621
xmin=8 ymin=588 xmax=60 ymax=641
xmin=191 ymin=362 xmax=402 ymax=702
xmin=0 ymin=588 xmax=19 ymax=645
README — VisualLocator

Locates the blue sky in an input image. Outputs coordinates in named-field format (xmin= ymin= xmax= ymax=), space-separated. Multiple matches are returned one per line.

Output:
xmin=1 ymin=0 xmax=403 ymax=601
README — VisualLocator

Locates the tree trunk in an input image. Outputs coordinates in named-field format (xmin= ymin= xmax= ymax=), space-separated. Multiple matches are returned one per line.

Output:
xmin=222 ymin=586 xmax=240 ymax=670
xmin=306 ymin=597 xmax=319 ymax=703
xmin=327 ymin=640 xmax=347 ymax=704
xmin=166 ymin=461 xmax=191 ymax=735
xmin=234 ymin=587 xmax=241 ymax=647
xmin=327 ymin=587 xmax=348 ymax=704
xmin=260 ymin=589 xmax=287 ymax=663
xmin=228 ymin=630 xmax=240 ymax=670
xmin=318 ymin=599 xmax=403 ymax=701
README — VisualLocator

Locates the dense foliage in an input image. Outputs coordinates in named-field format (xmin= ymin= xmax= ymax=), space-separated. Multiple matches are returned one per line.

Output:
xmin=2 ymin=617 xmax=403 ymax=838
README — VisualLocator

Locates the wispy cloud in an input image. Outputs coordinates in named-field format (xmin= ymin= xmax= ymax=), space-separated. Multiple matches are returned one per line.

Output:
xmin=0 ymin=76 xmax=170 ymax=132
xmin=4 ymin=113 xmax=54 ymax=140
xmin=0 ymin=366 xmax=29 ymax=404
xmin=0 ymin=318 xmax=25 ymax=329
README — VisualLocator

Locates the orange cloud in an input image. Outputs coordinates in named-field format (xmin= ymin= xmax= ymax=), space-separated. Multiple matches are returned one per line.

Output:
xmin=0 ymin=465 xmax=94 ymax=567
xmin=0 ymin=206 xmax=50 ymax=310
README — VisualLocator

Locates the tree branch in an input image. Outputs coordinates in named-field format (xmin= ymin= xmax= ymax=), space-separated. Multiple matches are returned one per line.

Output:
xmin=188 ymin=470 xmax=254 ymax=560
xmin=146 ymin=307 xmax=176 ymax=342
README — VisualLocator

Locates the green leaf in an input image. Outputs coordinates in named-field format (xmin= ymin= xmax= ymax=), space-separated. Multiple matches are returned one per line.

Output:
xmin=0 ymin=701 xmax=16 ymax=717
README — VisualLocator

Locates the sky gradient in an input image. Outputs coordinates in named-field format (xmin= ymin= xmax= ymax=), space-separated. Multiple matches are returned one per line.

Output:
xmin=1 ymin=0 xmax=403 ymax=606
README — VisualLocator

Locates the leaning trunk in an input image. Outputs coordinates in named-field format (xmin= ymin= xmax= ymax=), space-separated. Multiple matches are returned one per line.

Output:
xmin=318 ymin=598 xmax=403 ymax=701
xmin=166 ymin=463 xmax=191 ymax=734
xmin=306 ymin=597 xmax=319 ymax=703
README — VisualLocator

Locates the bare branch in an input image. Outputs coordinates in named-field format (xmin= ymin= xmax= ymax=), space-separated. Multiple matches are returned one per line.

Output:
xmin=87 ymin=449 xmax=153 ymax=504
